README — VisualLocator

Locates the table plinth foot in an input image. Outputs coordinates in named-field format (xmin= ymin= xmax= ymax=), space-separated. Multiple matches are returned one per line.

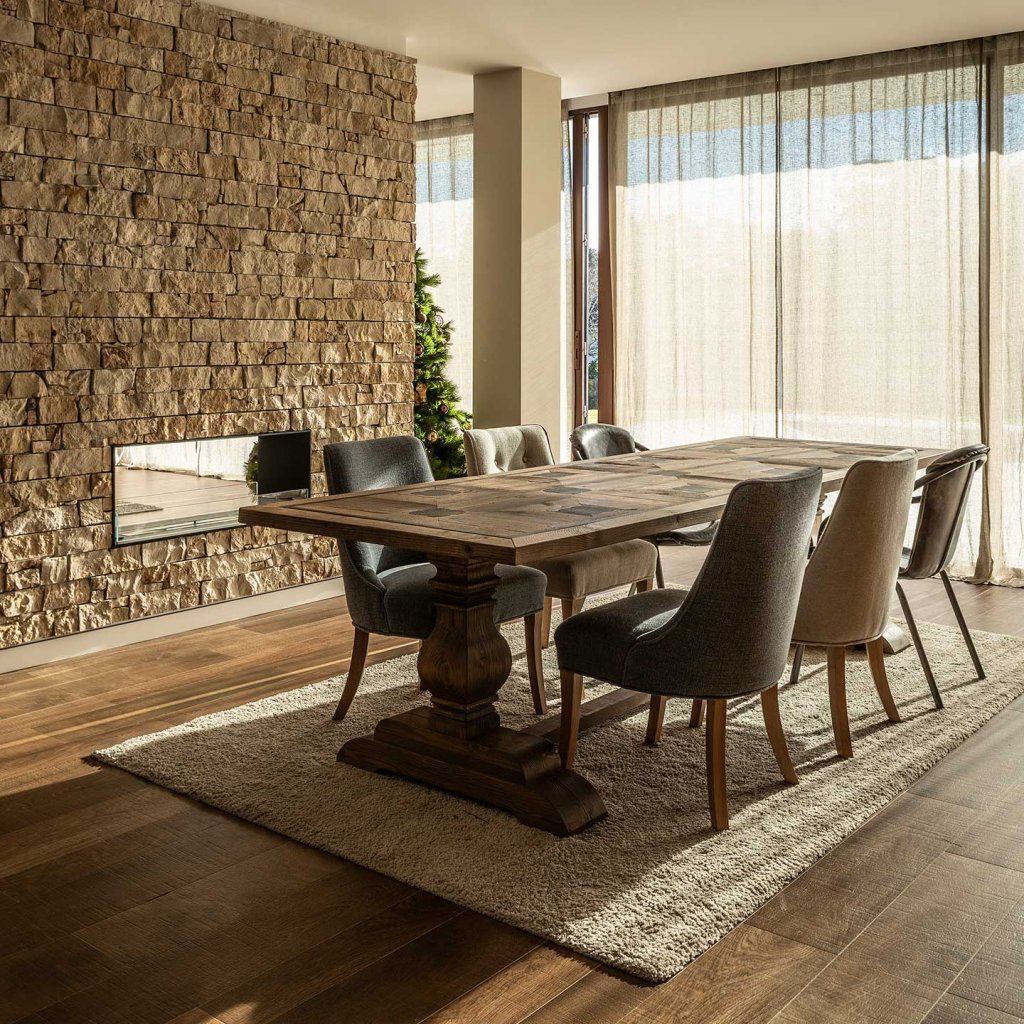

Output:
xmin=879 ymin=621 xmax=912 ymax=655
xmin=338 ymin=707 xmax=607 ymax=837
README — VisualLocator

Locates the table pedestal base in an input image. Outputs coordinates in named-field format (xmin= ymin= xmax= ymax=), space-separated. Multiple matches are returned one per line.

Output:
xmin=339 ymin=707 xmax=607 ymax=836
xmin=879 ymin=621 xmax=912 ymax=655
xmin=853 ymin=622 xmax=912 ymax=655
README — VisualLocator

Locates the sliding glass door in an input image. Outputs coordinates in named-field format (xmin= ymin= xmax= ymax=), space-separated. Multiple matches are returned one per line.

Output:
xmin=568 ymin=107 xmax=612 ymax=426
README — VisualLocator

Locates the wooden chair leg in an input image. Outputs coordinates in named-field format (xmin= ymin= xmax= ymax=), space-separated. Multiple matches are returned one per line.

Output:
xmin=559 ymin=671 xmax=584 ymax=769
xmin=333 ymin=627 xmax=370 ymax=721
xmin=705 ymin=699 xmax=729 ymax=831
xmin=827 ymin=645 xmax=853 ymax=758
xmin=655 ymin=549 xmax=666 ymax=589
xmin=760 ymin=684 xmax=798 ymax=784
xmin=524 ymin=613 xmax=546 ymax=715
xmin=560 ymin=597 xmax=584 ymax=624
xmin=645 ymin=695 xmax=667 ymax=746
xmin=635 ymin=576 xmax=655 ymax=594
xmin=789 ymin=644 xmax=804 ymax=685
xmin=540 ymin=596 xmax=553 ymax=650
xmin=866 ymin=637 xmax=901 ymax=723
xmin=689 ymin=698 xmax=705 ymax=728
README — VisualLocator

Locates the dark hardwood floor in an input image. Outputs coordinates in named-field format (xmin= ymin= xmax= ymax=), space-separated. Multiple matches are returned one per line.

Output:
xmin=1 ymin=547 xmax=1022 ymax=1023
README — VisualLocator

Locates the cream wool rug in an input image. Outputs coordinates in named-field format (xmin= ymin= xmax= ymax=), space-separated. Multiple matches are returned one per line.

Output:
xmin=94 ymin=601 xmax=1024 ymax=982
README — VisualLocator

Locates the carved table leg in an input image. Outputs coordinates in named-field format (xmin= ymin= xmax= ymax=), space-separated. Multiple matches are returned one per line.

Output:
xmin=338 ymin=557 xmax=607 ymax=836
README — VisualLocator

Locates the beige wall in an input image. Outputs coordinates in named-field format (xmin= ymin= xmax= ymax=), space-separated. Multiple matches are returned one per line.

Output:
xmin=472 ymin=68 xmax=565 ymax=450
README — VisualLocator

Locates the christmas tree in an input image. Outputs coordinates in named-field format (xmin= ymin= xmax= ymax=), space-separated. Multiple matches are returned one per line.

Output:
xmin=413 ymin=249 xmax=472 ymax=478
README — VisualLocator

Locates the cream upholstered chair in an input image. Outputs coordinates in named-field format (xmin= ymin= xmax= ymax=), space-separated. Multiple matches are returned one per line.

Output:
xmin=789 ymin=450 xmax=918 ymax=758
xmin=462 ymin=425 xmax=659 ymax=657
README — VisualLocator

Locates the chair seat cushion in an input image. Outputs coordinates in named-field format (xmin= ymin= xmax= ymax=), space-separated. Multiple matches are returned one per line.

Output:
xmin=554 ymin=587 xmax=688 ymax=684
xmin=379 ymin=562 xmax=546 ymax=639
xmin=530 ymin=539 xmax=659 ymax=599
xmin=652 ymin=521 xmax=719 ymax=547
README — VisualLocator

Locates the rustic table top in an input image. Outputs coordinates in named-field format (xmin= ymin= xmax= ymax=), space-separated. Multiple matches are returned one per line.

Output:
xmin=239 ymin=436 xmax=940 ymax=564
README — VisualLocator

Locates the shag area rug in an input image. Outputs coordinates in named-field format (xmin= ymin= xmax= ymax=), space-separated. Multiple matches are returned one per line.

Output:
xmin=94 ymin=599 xmax=1024 ymax=982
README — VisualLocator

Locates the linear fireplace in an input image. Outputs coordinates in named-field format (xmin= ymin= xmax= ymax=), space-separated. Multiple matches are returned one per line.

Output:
xmin=112 ymin=431 xmax=312 ymax=546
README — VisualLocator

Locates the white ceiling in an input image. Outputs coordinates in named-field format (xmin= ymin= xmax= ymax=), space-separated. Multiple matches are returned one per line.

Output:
xmin=231 ymin=0 xmax=1023 ymax=120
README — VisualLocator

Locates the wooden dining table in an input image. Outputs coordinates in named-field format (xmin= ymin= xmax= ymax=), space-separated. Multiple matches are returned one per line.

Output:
xmin=240 ymin=436 xmax=941 ymax=836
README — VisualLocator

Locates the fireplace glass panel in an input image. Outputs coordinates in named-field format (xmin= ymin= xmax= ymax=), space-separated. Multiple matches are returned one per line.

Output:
xmin=113 ymin=430 xmax=311 ymax=545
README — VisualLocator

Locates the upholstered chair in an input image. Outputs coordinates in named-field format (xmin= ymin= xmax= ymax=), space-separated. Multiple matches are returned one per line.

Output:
xmin=789 ymin=450 xmax=918 ymax=758
xmin=570 ymin=422 xmax=718 ymax=588
xmin=554 ymin=467 xmax=822 ymax=831
xmin=896 ymin=443 xmax=989 ymax=707
xmin=462 ymin=425 xmax=660 ymax=653
xmin=323 ymin=436 xmax=549 ymax=720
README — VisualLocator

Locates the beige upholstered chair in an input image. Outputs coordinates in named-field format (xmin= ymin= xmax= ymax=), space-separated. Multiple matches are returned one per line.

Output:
xmin=790 ymin=450 xmax=918 ymax=758
xmin=462 ymin=425 xmax=659 ymax=665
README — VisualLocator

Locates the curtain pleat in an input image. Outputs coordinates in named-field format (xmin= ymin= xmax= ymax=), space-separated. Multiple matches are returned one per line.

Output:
xmin=415 ymin=115 xmax=474 ymax=411
xmin=983 ymin=32 xmax=1024 ymax=583
xmin=609 ymin=33 xmax=1024 ymax=584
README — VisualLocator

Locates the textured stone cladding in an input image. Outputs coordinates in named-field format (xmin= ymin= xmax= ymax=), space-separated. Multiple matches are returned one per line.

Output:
xmin=0 ymin=0 xmax=416 ymax=649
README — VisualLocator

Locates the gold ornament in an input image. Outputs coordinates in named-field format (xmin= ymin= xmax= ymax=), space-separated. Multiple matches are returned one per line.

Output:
xmin=414 ymin=382 xmax=427 ymax=404
xmin=427 ymin=430 xmax=439 ymax=443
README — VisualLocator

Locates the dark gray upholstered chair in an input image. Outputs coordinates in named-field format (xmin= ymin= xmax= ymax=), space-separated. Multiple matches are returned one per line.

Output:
xmin=896 ymin=443 xmax=989 ymax=708
xmin=789 ymin=451 xmax=917 ymax=758
xmin=554 ymin=467 xmax=822 ymax=831
xmin=323 ymin=436 xmax=548 ymax=720
xmin=570 ymin=422 xmax=718 ymax=588
xmin=463 ymin=425 xmax=659 ymax=656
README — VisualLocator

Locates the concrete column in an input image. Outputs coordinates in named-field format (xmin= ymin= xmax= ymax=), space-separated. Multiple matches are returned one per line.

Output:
xmin=473 ymin=68 xmax=565 ymax=452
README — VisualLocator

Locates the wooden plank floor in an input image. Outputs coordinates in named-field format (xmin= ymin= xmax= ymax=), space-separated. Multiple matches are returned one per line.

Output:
xmin=1 ymin=547 xmax=1022 ymax=1024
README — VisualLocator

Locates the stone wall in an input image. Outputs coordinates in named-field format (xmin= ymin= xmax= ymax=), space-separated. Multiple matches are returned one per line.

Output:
xmin=0 ymin=0 xmax=415 ymax=649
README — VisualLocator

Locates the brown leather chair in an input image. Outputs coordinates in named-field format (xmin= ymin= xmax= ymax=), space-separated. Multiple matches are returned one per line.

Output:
xmin=569 ymin=422 xmax=718 ymax=588
xmin=462 ymin=425 xmax=659 ymax=671
xmin=790 ymin=450 xmax=918 ymax=758
xmin=896 ymin=443 xmax=989 ymax=708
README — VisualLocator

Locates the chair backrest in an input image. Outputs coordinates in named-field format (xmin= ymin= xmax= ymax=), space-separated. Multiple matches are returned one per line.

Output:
xmin=902 ymin=443 xmax=988 ymax=580
xmin=570 ymin=423 xmax=638 ymax=461
xmin=323 ymin=435 xmax=431 ymax=596
xmin=463 ymin=424 xmax=556 ymax=476
xmin=793 ymin=450 xmax=917 ymax=646
xmin=622 ymin=468 xmax=822 ymax=697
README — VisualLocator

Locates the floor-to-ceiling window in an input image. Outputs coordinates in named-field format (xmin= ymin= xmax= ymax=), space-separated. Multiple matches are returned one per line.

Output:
xmin=610 ymin=71 xmax=779 ymax=447
xmin=609 ymin=34 xmax=1024 ymax=584
xmin=415 ymin=115 xmax=474 ymax=411
xmin=568 ymin=107 xmax=612 ymax=425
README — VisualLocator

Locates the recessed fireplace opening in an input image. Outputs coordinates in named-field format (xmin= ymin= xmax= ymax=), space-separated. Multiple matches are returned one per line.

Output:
xmin=112 ymin=430 xmax=312 ymax=547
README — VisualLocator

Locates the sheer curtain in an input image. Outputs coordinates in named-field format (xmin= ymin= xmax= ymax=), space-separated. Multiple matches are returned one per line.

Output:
xmin=777 ymin=44 xmax=985 ymax=575
xmin=610 ymin=73 xmax=778 ymax=447
xmin=610 ymin=36 xmax=1024 ymax=583
xmin=777 ymin=45 xmax=983 ymax=453
xmin=985 ymin=33 xmax=1024 ymax=583
xmin=415 ymin=115 xmax=474 ymax=411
